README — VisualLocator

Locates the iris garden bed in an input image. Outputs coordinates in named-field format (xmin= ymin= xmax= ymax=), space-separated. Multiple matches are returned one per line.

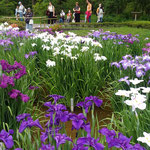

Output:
xmin=0 ymin=22 xmax=150 ymax=149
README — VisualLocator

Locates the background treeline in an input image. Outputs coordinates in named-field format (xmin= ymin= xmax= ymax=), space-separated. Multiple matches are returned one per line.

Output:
xmin=0 ymin=0 xmax=150 ymax=21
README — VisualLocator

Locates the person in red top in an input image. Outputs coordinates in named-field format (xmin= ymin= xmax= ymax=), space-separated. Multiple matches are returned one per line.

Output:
xmin=85 ymin=0 xmax=92 ymax=23
xmin=73 ymin=2 xmax=81 ymax=22
xmin=67 ymin=10 xmax=72 ymax=23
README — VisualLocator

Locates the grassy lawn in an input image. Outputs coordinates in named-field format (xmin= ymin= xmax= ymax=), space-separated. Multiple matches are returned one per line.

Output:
xmin=63 ymin=26 xmax=150 ymax=38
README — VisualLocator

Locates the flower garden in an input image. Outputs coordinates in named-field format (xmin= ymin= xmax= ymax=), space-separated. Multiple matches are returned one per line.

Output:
xmin=0 ymin=22 xmax=150 ymax=150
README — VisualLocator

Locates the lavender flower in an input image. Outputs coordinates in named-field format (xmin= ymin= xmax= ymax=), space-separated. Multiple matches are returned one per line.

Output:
xmin=118 ymin=76 xmax=130 ymax=85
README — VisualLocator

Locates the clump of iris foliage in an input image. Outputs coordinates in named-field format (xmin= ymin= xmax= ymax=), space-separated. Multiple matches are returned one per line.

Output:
xmin=0 ymin=22 xmax=150 ymax=149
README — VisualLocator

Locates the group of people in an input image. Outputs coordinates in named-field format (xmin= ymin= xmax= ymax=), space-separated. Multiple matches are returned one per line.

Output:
xmin=15 ymin=0 xmax=104 ymax=32
xmin=46 ymin=0 xmax=104 ymax=24
xmin=15 ymin=2 xmax=33 ymax=32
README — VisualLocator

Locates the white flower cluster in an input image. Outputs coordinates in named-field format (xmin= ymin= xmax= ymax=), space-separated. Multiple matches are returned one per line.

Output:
xmin=32 ymin=31 xmax=104 ymax=67
xmin=115 ymin=78 xmax=149 ymax=111
xmin=94 ymin=53 xmax=107 ymax=61
xmin=46 ymin=59 xmax=56 ymax=67
xmin=0 ymin=22 xmax=19 ymax=31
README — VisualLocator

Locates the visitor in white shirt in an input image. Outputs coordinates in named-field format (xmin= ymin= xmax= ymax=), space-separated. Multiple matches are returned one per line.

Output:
xmin=18 ymin=1 xmax=25 ymax=21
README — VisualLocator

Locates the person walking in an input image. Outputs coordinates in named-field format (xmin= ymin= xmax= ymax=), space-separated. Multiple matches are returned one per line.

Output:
xmin=85 ymin=0 xmax=92 ymax=23
xmin=18 ymin=1 xmax=25 ymax=21
xmin=96 ymin=4 xmax=104 ymax=23
xmin=46 ymin=2 xmax=55 ymax=24
xmin=73 ymin=2 xmax=80 ymax=22
xmin=15 ymin=6 xmax=19 ymax=20
xmin=25 ymin=8 xmax=33 ymax=32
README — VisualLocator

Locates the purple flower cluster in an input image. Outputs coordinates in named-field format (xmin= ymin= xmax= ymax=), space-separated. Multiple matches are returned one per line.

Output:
xmin=25 ymin=51 xmax=37 ymax=59
xmin=5 ymin=30 xmax=34 ymax=38
xmin=73 ymin=137 xmax=104 ymax=150
xmin=0 ymin=60 xmax=26 ymax=84
xmin=90 ymin=30 xmax=139 ymax=45
xmin=111 ymin=54 xmax=150 ymax=78
xmin=3 ymin=93 xmax=143 ymax=149
xmin=142 ymin=43 xmax=150 ymax=54
xmin=0 ymin=129 xmax=14 ymax=149
xmin=0 ymin=38 xmax=13 ymax=47
xmin=39 ymin=143 xmax=55 ymax=150
xmin=0 ymin=60 xmax=30 ymax=102
xmin=77 ymin=96 xmax=103 ymax=113
xmin=39 ymin=28 xmax=55 ymax=35
xmin=16 ymin=113 xmax=43 ymax=133
xmin=8 ymin=89 xmax=30 ymax=102
xmin=99 ymin=128 xmax=145 ymax=150
xmin=0 ymin=60 xmax=26 ymax=79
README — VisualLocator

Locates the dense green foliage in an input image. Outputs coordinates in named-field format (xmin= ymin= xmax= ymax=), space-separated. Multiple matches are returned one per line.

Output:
xmin=0 ymin=0 xmax=150 ymax=21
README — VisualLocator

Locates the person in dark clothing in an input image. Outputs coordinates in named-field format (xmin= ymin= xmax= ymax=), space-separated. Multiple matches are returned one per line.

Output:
xmin=46 ymin=2 xmax=55 ymax=24
xmin=25 ymin=8 xmax=33 ymax=32
xmin=73 ymin=2 xmax=80 ymax=22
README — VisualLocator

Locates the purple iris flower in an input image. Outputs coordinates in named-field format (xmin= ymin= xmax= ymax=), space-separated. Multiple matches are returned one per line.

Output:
xmin=129 ymin=143 xmax=146 ymax=150
xmin=0 ymin=74 xmax=14 ymax=88
xmin=108 ymin=133 xmax=132 ymax=149
xmin=0 ymin=129 xmax=14 ymax=149
xmin=16 ymin=113 xmax=31 ymax=122
xmin=54 ymin=133 xmax=72 ymax=149
xmin=118 ymin=41 xmax=123 ymax=45
xmin=49 ymin=94 xmax=65 ymax=104
xmin=81 ymin=123 xmax=91 ymax=137
xmin=45 ymin=103 xmax=67 ymax=113
xmin=136 ymin=69 xmax=145 ymax=78
xmin=8 ymin=89 xmax=30 ymax=102
xmin=99 ymin=128 xmax=116 ymax=143
xmin=8 ymin=89 xmax=21 ymax=99
xmin=111 ymin=62 xmax=120 ymax=68
xmin=77 ymin=96 xmax=103 ymax=113
xmin=39 ymin=143 xmax=55 ymax=150
xmin=14 ymin=65 xmax=26 ymax=79
xmin=18 ymin=116 xmax=43 ymax=133
xmin=58 ymin=111 xmax=70 ymax=122
xmin=144 ymin=62 xmax=150 ymax=71
xmin=99 ymin=128 xmax=142 ymax=149
xmin=76 ymin=137 xmax=104 ymax=150
xmin=29 ymin=85 xmax=39 ymax=90
xmin=20 ymin=93 xmax=30 ymax=102
xmin=25 ymin=54 xmax=30 ymax=59
xmin=40 ymin=127 xmax=62 ymax=143
xmin=122 ymin=55 xmax=132 ymax=60
xmin=70 ymin=113 xmax=87 ymax=130
xmin=0 ymin=39 xmax=14 ymax=47
xmin=118 ymin=76 xmax=130 ymax=85
xmin=72 ymin=144 xmax=89 ymax=150
xmin=29 ymin=51 xmax=37 ymax=56
xmin=146 ymin=43 xmax=150 ymax=47
xmin=15 ymin=148 xmax=23 ymax=150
